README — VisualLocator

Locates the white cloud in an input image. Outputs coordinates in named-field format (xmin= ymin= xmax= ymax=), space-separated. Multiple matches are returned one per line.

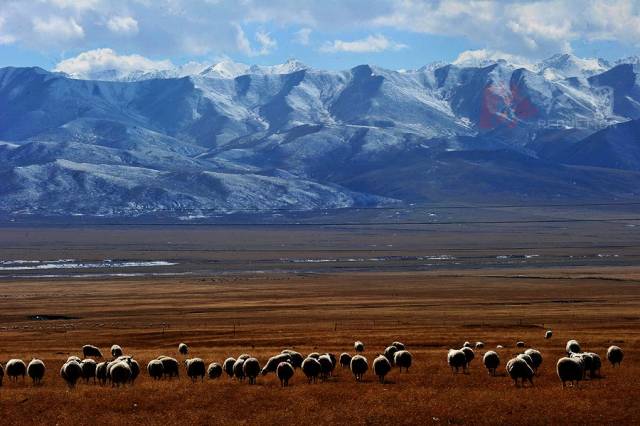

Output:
xmin=294 ymin=27 xmax=311 ymax=45
xmin=234 ymin=24 xmax=276 ymax=56
xmin=53 ymin=48 xmax=173 ymax=77
xmin=32 ymin=16 xmax=84 ymax=41
xmin=234 ymin=24 xmax=253 ymax=56
xmin=255 ymin=30 xmax=276 ymax=55
xmin=320 ymin=34 xmax=406 ymax=53
xmin=107 ymin=16 xmax=139 ymax=35
xmin=453 ymin=49 xmax=535 ymax=69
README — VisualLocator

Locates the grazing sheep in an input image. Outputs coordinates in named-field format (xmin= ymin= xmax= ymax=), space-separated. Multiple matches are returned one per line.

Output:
xmin=383 ymin=346 xmax=398 ymax=364
xmin=339 ymin=353 xmax=352 ymax=369
xmin=557 ymin=357 xmax=584 ymax=387
xmin=147 ymin=360 xmax=164 ymax=380
xmin=483 ymin=351 xmax=500 ymax=376
xmin=496 ymin=345 xmax=504 ymax=349
xmin=207 ymin=362 xmax=222 ymax=379
xmin=27 ymin=359 xmax=45 ymax=385
xmin=243 ymin=358 xmax=261 ymax=384
xmin=178 ymin=343 xmax=189 ymax=356
xmin=461 ymin=347 xmax=475 ymax=366
xmin=237 ymin=354 xmax=251 ymax=361
xmin=326 ymin=353 xmax=337 ymax=373
xmin=373 ymin=355 xmax=392 ymax=383
xmin=307 ymin=352 xmax=320 ymax=359
xmin=392 ymin=341 xmax=406 ymax=351
xmin=607 ymin=346 xmax=624 ymax=367
xmin=475 ymin=342 xmax=484 ymax=349
xmin=111 ymin=345 xmax=123 ymax=358
xmin=394 ymin=350 xmax=413 ymax=373
xmin=354 ymin=341 xmax=365 ymax=353
xmin=281 ymin=350 xmax=304 ymax=369
xmin=233 ymin=358 xmax=246 ymax=382
xmin=448 ymin=349 xmax=468 ymax=374
xmin=517 ymin=353 xmax=534 ymax=369
xmin=318 ymin=354 xmax=333 ymax=381
xmin=463 ymin=341 xmax=472 ymax=348
xmin=60 ymin=361 xmax=83 ymax=388
xmin=109 ymin=361 xmax=132 ymax=387
xmin=6 ymin=359 xmax=26 ymax=382
xmin=524 ymin=349 xmax=543 ymax=372
xmin=67 ymin=356 xmax=82 ymax=364
xmin=223 ymin=357 xmax=236 ymax=378
xmin=129 ymin=359 xmax=140 ymax=384
xmin=570 ymin=353 xmax=593 ymax=379
xmin=301 ymin=357 xmax=321 ymax=384
xmin=185 ymin=358 xmax=206 ymax=382
xmin=96 ymin=362 xmax=108 ymax=385
xmin=0 ymin=363 xmax=4 ymax=386
xmin=587 ymin=352 xmax=602 ymax=378
xmin=82 ymin=345 xmax=103 ymax=359
xmin=350 ymin=355 xmax=368 ymax=381
xmin=276 ymin=362 xmax=295 ymax=387
xmin=545 ymin=330 xmax=553 ymax=339
xmin=80 ymin=359 xmax=97 ymax=383
xmin=157 ymin=356 xmax=180 ymax=379
xmin=516 ymin=341 xmax=526 ymax=348
xmin=566 ymin=339 xmax=581 ymax=355
xmin=262 ymin=353 xmax=291 ymax=376
xmin=506 ymin=357 xmax=534 ymax=387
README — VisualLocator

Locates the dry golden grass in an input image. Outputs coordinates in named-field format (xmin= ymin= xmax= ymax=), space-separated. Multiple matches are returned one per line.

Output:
xmin=0 ymin=268 xmax=639 ymax=425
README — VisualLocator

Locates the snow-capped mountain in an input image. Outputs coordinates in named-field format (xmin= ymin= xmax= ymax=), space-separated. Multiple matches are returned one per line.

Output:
xmin=1 ymin=54 xmax=640 ymax=217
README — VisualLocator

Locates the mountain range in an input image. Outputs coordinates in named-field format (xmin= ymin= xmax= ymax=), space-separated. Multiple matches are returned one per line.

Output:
xmin=1 ymin=53 xmax=640 ymax=217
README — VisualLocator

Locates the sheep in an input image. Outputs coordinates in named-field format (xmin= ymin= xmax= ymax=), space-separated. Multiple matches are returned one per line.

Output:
xmin=394 ymin=350 xmax=413 ymax=373
xmin=223 ymin=357 xmax=236 ymax=378
xmin=571 ymin=353 xmax=593 ymax=379
xmin=233 ymin=358 xmax=246 ymax=382
xmin=0 ymin=363 xmax=4 ymax=386
xmin=566 ymin=339 xmax=581 ymax=355
xmin=261 ymin=353 xmax=291 ymax=376
xmin=607 ymin=346 xmax=624 ymax=367
xmin=383 ymin=346 xmax=398 ymax=364
xmin=27 ymin=359 xmax=45 ymax=385
xmin=318 ymin=354 xmax=333 ymax=381
xmin=516 ymin=341 xmax=526 ymax=348
xmin=475 ymin=342 xmax=484 ymax=349
xmin=448 ymin=349 xmax=468 ymax=374
xmin=60 ymin=361 xmax=83 ymax=388
xmin=373 ymin=355 xmax=391 ymax=383
xmin=587 ymin=352 xmax=602 ymax=378
xmin=301 ymin=357 xmax=321 ymax=384
xmin=111 ymin=345 xmax=123 ymax=358
xmin=185 ymin=358 xmax=206 ymax=382
xmin=178 ymin=343 xmax=189 ymax=356
xmin=6 ymin=359 xmax=26 ymax=382
xmin=506 ymin=357 xmax=534 ymax=387
xmin=157 ymin=356 xmax=179 ymax=379
xmin=391 ymin=341 xmax=405 ymax=351
xmin=517 ymin=353 xmax=534 ymax=370
xmin=483 ymin=351 xmax=500 ymax=376
xmin=326 ymin=353 xmax=337 ymax=373
xmin=80 ymin=359 xmax=97 ymax=383
xmin=557 ymin=357 xmax=584 ymax=387
xmin=339 ymin=353 xmax=352 ymax=369
xmin=96 ymin=362 xmax=108 ymax=385
xmin=545 ymin=330 xmax=553 ymax=339
xmin=463 ymin=341 xmax=472 ymax=348
xmin=237 ymin=354 xmax=251 ymax=361
xmin=496 ymin=345 xmax=504 ymax=349
xmin=276 ymin=362 xmax=295 ymax=387
xmin=129 ymin=359 xmax=140 ymax=384
xmin=243 ymin=358 xmax=261 ymax=384
xmin=109 ymin=361 xmax=132 ymax=387
xmin=524 ymin=349 xmax=543 ymax=373
xmin=147 ymin=359 xmax=164 ymax=380
xmin=354 ymin=341 xmax=365 ymax=353
xmin=207 ymin=362 xmax=222 ymax=379
xmin=67 ymin=356 xmax=82 ymax=364
xmin=461 ymin=347 xmax=475 ymax=366
xmin=350 ymin=355 xmax=368 ymax=381
xmin=281 ymin=350 xmax=304 ymax=369
xmin=82 ymin=345 xmax=103 ymax=359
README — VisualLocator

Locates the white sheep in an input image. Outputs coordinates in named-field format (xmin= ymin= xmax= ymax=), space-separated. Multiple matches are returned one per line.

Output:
xmin=27 ymin=359 xmax=45 ymax=385
xmin=82 ymin=345 xmax=103 ymax=358
xmin=6 ymin=359 xmax=26 ymax=382
xmin=483 ymin=351 xmax=500 ymax=376
xmin=233 ymin=358 xmax=246 ymax=381
xmin=545 ymin=330 xmax=553 ymax=339
xmin=207 ymin=362 xmax=222 ymax=379
xmin=565 ymin=339 xmax=581 ymax=354
xmin=496 ymin=345 xmax=504 ymax=349
xmin=109 ymin=361 xmax=132 ymax=387
xmin=607 ymin=346 xmax=624 ymax=367
xmin=394 ymin=350 xmax=413 ymax=373
xmin=262 ymin=353 xmax=291 ymax=376
xmin=339 ymin=353 xmax=352 ymax=369
xmin=570 ymin=352 xmax=593 ymax=379
xmin=373 ymin=355 xmax=391 ymax=383
xmin=301 ymin=357 xmax=321 ymax=383
xmin=556 ymin=357 xmax=584 ymax=387
xmin=448 ymin=349 xmax=467 ymax=374
xmin=354 ymin=341 xmax=365 ymax=353
xmin=178 ymin=343 xmax=189 ymax=356
xmin=506 ymin=357 xmax=534 ymax=386
xmin=463 ymin=341 xmax=472 ymax=348
xmin=243 ymin=357 xmax=261 ymax=384
xmin=307 ymin=352 xmax=321 ymax=359
xmin=129 ymin=359 xmax=140 ymax=384
xmin=67 ymin=356 xmax=81 ymax=364
xmin=185 ymin=358 xmax=206 ymax=382
xmin=461 ymin=347 xmax=475 ymax=366
xmin=391 ymin=341 xmax=406 ymax=351
xmin=281 ymin=350 xmax=304 ymax=369
xmin=276 ymin=362 xmax=295 ymax=387
xmin=110 ymin=345 xmax=123 ymax=358
xmin=517 ymin=353 xmax=534 ymax=369
xmin=80 ymin=359 xmax=97 ymax=383
xmin=147 ymin=359 xmax=164 ymax=380
xmin=60 ymin=361 xmax=83 ymax=388
xmin=475 ymin=342 xmax=484 ymax=349
xmin=516 ymin=341 xmax=526 ymax=348
xmin=350 ymin=354 xmax=368 ymax=381
xmin=223 ymin=357 xmax=236 ymax=378
xmin=586 ymin=352 xmax=602 ymax=377
xmin=524 ymin=349 xmax=543 ymax=373
xmin=383 ymin=346 xmax=398 ymax=364
xmin=157 ymin=356 xmax=179 ymax=379
xmin=96 ymin=362 xmax=108 ymax=385
xmin=318 ymin=354 xmax=333 ymax=381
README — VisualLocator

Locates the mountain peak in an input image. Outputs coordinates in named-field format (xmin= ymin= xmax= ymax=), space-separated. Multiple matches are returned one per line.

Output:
xmin=537 ymin=53 xmax=610 ymax=80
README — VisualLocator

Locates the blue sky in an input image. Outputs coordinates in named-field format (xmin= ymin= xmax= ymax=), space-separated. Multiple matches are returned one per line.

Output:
xmin=1 ymin=0 xmax=639 ymax=74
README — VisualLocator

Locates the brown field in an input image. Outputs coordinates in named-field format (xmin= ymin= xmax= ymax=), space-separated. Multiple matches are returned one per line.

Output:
xmin=1 ymin=267 xmax=639 ymax=425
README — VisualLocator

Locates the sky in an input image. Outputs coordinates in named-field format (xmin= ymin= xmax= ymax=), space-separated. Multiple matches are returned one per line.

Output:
xmin=0 ymin=0 xmax=639 ymax=75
